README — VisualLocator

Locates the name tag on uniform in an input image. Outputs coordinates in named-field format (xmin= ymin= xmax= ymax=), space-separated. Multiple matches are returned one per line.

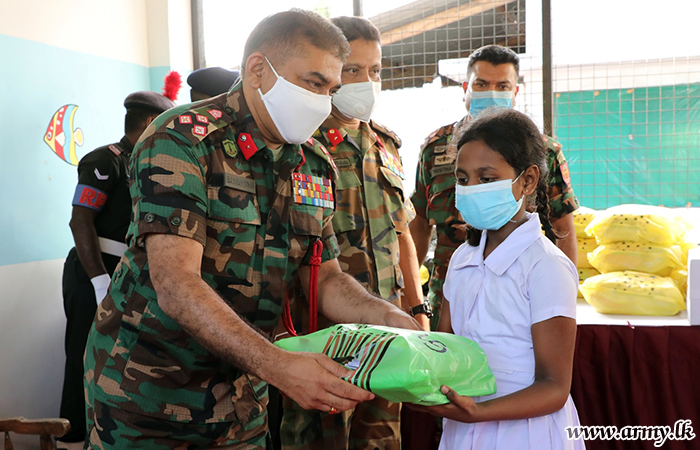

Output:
xmin=292 ymin=173 xmax=334 ymax=208
xmin=430 ymin=164 xmax=455 ymax=177
xmin=223 ymin=173 xmax=256 ymax=194
xmin=333 ymin=158 xmax=353 ymax=168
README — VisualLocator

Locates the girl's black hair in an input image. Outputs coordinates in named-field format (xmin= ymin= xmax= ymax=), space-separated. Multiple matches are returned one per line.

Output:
xmin=455 ymin=108 xmax=558 ymax=246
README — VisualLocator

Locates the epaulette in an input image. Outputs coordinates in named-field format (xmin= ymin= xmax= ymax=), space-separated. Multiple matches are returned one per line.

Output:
xmin=164 ymin=102 xmax=231 ymax=146
xmin=422 ymin=121 xmax=458 ymax=148
xmin=304 ymin=137 xmax=338 ymax=178
xmin=543 ymin=134 xmax=563 ymax=152
xmin=370 ymin=120 xmax=402 ymax=148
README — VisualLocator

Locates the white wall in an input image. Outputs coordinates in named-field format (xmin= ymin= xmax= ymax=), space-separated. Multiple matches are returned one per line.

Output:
xmin=373 ymin=81 xmax=466 ymax=196
xmin=0 ymin=0 xmax=150 ymax=66
xmin=147 ymin=0 xmax=194 ymax=72
xmin=0 ymin=261 xmax=67 ymax=448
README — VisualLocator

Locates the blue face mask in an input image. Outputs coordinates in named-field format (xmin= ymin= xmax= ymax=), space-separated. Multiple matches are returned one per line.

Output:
xmin=468 ymin=90 xmax=514 ymax=118
xmin=454 ymin=175 xmax=523 ymax=230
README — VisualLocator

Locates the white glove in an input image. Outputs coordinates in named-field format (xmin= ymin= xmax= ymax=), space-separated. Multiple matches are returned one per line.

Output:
xmin=90 ymin=273 xmax=111 ymax=305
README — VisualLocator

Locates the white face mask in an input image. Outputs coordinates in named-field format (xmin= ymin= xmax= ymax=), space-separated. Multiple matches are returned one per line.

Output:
xmin=258 ymin=57 xmax=332 ymax=144
xmin=332 ymin=80 xmax=381 ymax=122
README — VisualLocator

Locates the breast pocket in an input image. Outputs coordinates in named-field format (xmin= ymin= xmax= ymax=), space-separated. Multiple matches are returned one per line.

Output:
xmin=379 ymin=166 xmax=407 ymax=229
xmin=333 ymin=169 xmax=363 ymax=234
xmin=289 ymin=205 xmax=324 ymax=267
xmin=426 ymin=173 xmax=456 ymax=223
xmin=205 ymin=185 xmax=261 ymax=278
xmin=207 ymin=185 xmax=261 ymax=225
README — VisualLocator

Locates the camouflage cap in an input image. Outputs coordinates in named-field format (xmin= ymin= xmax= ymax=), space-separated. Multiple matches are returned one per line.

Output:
xmin=187 ymin=67 xmax=240 ymax=97
xmin=124 ymin=91 xmax=176 ymax=113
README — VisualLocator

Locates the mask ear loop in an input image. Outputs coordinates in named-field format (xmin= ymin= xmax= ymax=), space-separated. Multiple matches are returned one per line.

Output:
xmin=257 ymin=55 xmax=281 ymax=101
xmin=508 ymin=171 xmax=527 ymax=224
xmin=263 ymin=55 xmax=280 ymax=78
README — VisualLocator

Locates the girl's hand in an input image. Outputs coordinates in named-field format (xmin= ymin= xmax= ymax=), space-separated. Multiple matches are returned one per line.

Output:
xmin=405 ymin=385 xmax=480 ymax=423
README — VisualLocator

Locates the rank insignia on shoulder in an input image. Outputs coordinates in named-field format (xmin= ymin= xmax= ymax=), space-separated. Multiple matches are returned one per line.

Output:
xmin=179 ymin=115 xmax=193 ymax=124
xmin=208 ymin=109 xmax=223 ymax=120
xmin=108 ymin=144 xmax=121 ymax=156
xmin=195 ymin=114 xmax=209 ymax=124
xmin=237 ymin=133 xmax=258 ymax=159
xmin=222 ymin=139 xmax=238 ymax=157
xmin=193 ymin=125 xmax=207 ymax=136
xmin=292 ymin=172 xmax=334 ymax=208
xmin=433 ymin=145 xmax=446 ymax=154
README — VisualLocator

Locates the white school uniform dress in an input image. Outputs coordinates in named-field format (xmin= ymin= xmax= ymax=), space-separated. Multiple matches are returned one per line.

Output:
xmin=439 ymin=213 xmax=585 ymax=450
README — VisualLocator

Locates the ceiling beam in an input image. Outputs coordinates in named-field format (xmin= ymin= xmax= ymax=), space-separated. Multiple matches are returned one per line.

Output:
xmin=381 ymin=0 xmax=510 ymax=46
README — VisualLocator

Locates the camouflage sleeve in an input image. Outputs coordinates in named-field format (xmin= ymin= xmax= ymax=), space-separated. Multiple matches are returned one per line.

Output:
xmin=130 ymin=132 xmax=208 ymax=247
xmin=410 ymin=144 xmax=430 ymax=219
xmin=320 ymin=206 xmax=340 ymax=262
xmin=403 ymin=197 xmax=417 ymax=223
xmin=546 ymin=142 xmax=580 ymax=219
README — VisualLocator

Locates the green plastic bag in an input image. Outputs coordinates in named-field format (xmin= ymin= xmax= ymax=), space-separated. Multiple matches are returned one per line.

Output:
xmin=275 ymin=324 xmax=496 ymax=405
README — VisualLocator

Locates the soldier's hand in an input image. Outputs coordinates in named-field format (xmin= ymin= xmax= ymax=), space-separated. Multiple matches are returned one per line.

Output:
xmin=383 ymin=308 xmax=424 ymax=331
xmin=271 ymin=351 xmax=374 ymax=413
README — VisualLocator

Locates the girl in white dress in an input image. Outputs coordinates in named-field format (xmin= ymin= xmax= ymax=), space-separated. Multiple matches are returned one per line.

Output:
xmin=413 ymin=109 xmax=585 ymax=449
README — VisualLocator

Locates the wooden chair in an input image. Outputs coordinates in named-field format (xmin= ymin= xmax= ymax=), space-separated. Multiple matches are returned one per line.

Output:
xmin=0 ymin=417 xmax=70 ymax=450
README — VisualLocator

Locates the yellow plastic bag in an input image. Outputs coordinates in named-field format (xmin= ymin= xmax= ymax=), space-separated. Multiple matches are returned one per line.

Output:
xmin=579 ymin=270 xmax=685 ymax=316
xmin=680 ymin=241 xmax=698 ymax=266
xmin=577 ymin=268 xmax=600 ymax=298
xmin=573 ymin=207 xmax=596 ymax=238
xmin=669 ymin=268 xmax=688 ymax=299
xmin=584 ymin=205 xmax=686 ymax=246
xmin=587 ymin=242 xmax=682 ymax=276
xmin=419 ymin=265 xmax=430 ymax=285
xmin=578 ymin=268 xmax=601 ymax=283
xmin=577 ymin=238 xmax=597 ymax=269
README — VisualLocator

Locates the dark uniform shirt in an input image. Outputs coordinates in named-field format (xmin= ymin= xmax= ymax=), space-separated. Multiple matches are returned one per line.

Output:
xmin=72 ymin=136 xmax=134 ymax=243
xmin=84 ymin=81 xmax=340 ymax=424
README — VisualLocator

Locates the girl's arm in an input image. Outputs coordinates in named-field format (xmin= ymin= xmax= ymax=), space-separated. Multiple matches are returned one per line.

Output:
xmin=437 ymin=299 xmax=453 ymax=334
xmin=419 ymin=315 xmax=576 ymax=423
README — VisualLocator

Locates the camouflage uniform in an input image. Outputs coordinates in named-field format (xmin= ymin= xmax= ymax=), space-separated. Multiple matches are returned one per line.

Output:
xmin=280 ymin=118 xmax=412 ymax=450
xmin=411 ymin=116 xmax=579 ymax=330
xmin=83 ymin=80 xmax=340 ymax=449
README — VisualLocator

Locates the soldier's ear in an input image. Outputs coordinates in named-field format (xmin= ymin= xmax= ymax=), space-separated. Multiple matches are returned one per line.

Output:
xmin=246 ymin=52 xmax=267 ymax=90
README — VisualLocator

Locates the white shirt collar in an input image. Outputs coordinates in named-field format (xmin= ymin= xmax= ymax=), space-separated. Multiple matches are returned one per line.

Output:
xmin=452 ymin=213 xmax=543 ymax=275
